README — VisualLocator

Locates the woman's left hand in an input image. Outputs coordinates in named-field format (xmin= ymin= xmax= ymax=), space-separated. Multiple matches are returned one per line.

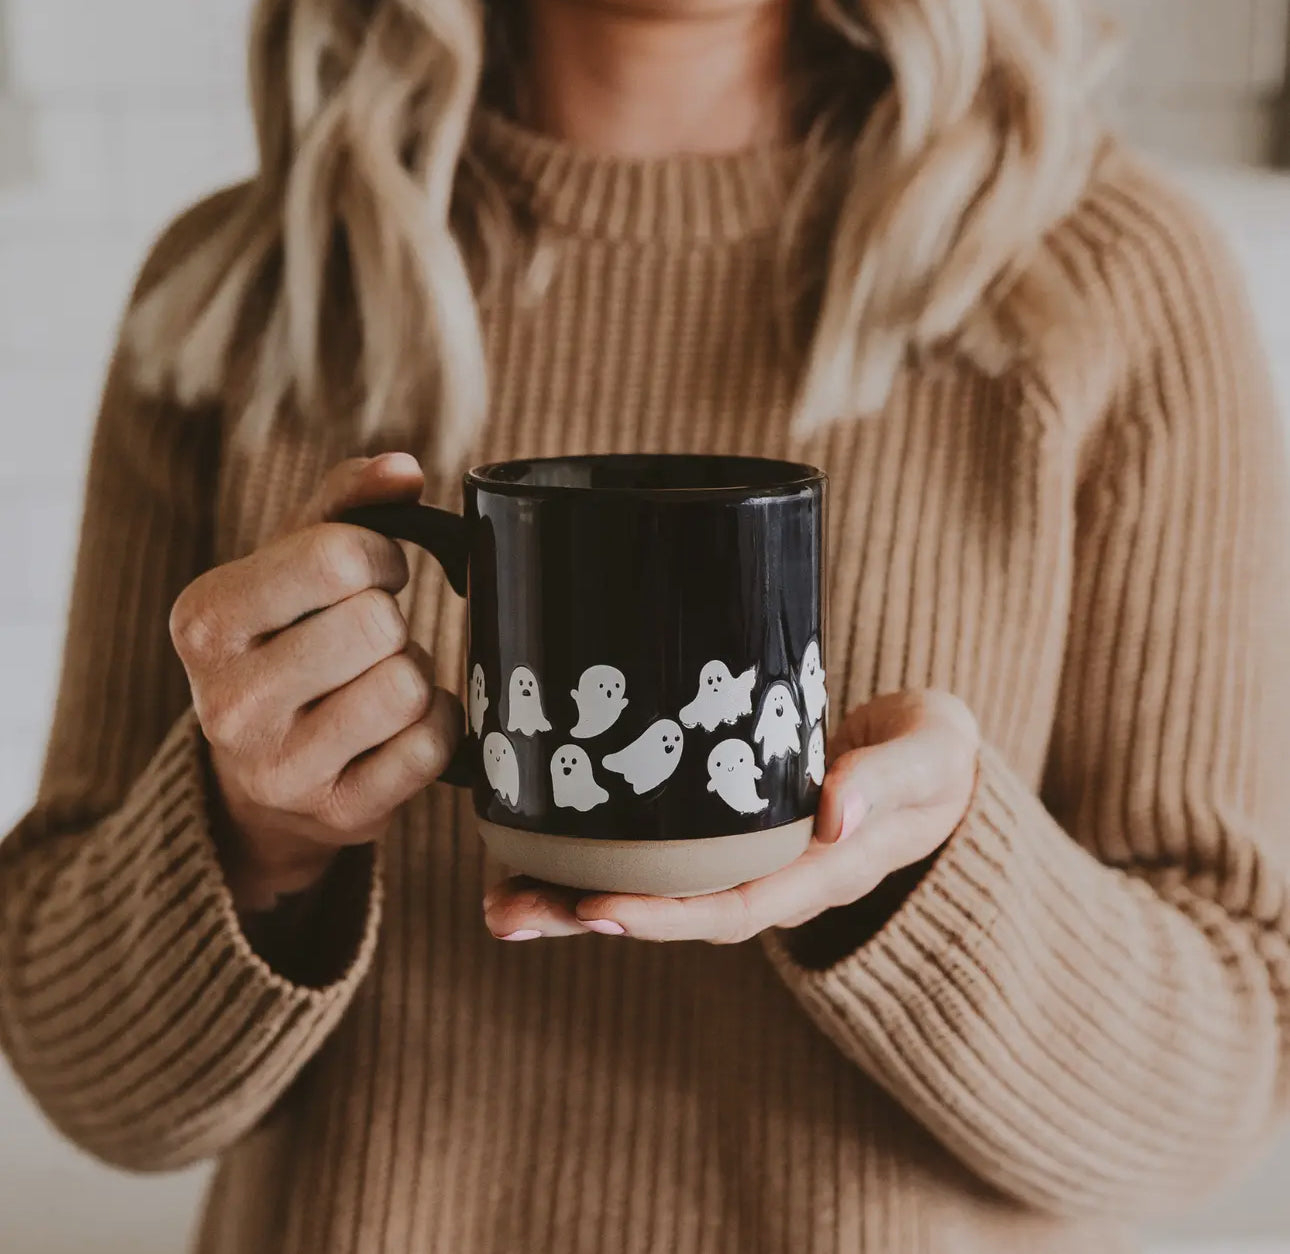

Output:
xmin=483 ymin=689 xmax=981 ymax=944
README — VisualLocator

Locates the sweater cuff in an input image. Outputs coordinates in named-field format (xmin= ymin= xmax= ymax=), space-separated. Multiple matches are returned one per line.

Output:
xmin=762 ymin=742 xmax=1281 ymax=1210
xmin=762 ymin=740 xmax=1093 ymax=1114
xmin=7 ymin=709 xmax=382 ymax=1163
xmin=130 ymin=707 xmax=384 ymax=1005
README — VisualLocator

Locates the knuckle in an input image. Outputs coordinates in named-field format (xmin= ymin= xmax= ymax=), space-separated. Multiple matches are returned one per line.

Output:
xmin=714 ymin=891 xmax=758 ymax=945
xmin=379 ymin=654 xmax=431 ymax=722
xmin=314 ymin=782 xmax=368 ymax=836
xmin=309 ymin=525 xmax=374 ymax=599
xmin=352 ymin=588 xmax=407 ymax=657
xmin=169 ymin=584 xmax=221 ymax=662
xmin=243 ymin=756 xmax=291 ymax=810
xmin=200 ymin=688 xmax=255 ymax=748
xmin=923 ymin=688 xmax=981 ymax=745
xmin=329 ymin=456 xmax=371 ymax=487
xmin=401 ymin=719 xmax=450 ymax=780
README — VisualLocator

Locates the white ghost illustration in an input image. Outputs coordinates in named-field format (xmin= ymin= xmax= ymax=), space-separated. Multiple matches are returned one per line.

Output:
xmin=806 ymin=724 xmax=826 ymax=787
xmin=550 ymin=744 xmax=609 ymax=812
xmin=570 ymin=665 xmax=629 ymax=739
xmin=706 ymin=739 xmax=768 ymax=815
xmin=506 ymin=666 xmax=552 ymax=736
xmin=468 ymin=663 xmax=489 ymax=736
xmin=679 ymin=660 xmax=758 ymax=733
xmin=601 ymin=719 xmax=685 ymax=796
xmin=753 ymin=681 xmax=802 ymax=764
xmin=799 ymin=640 xmax=828 ymax=726
xmin=482 ymin=732 xmax=520 ymax=808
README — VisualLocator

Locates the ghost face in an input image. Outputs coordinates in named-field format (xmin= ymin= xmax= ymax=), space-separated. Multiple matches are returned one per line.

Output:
xmin=483 ymin=732 xmax=520 ymax=808
xmin=601 ymin=719 xmax=685 ymax=796
xmin=679 ymin=661 xmax=757 ymax=733
xmin=799 ymin=640 xmax=827 ymax=726
xmin=805 ymin=724 xmax=825 ymax=787
xmin=550 ymin=744 xmax=609 ymax=812
xmin=705 ymin=738 xmax=768 ymax=815
xmin=506 ymin=665 xmax=552 ymax=736
xmin=468 ymin=663 xmax=489 ymax=736
xmin=753 ymin=681 xmax=801 ymax=764
xmin=570 ymin=665 xmax=629 ymax=739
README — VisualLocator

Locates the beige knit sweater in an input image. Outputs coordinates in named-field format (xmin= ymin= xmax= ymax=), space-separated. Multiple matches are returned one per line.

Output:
xmin=3 ymin=113 xmax=1290 ymax=1254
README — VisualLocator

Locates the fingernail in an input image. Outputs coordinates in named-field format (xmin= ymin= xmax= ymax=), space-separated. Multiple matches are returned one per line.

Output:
xmin=498 ymin=929 xmax=542 ymax=942
xmin=581 ymin=919 xmax=625 ymax=936
xmin=837 ymin=798 xmax=866 ymax=842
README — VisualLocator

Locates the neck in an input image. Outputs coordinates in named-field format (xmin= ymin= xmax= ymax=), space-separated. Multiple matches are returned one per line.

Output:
xmin=519 ymin=1 xmax=792 ymax=156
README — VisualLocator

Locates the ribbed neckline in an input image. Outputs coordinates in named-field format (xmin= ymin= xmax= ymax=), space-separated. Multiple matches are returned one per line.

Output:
xmin=468 ymin=108 xmax=809 ymax=245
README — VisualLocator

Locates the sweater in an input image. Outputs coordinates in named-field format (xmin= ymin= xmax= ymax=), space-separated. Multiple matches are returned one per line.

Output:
xmin=2 ymin=110 xmax=1290 ymax=1254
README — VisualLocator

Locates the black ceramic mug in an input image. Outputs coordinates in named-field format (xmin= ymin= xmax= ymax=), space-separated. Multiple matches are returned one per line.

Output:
xmin=344 ymin=454 xmax=828 ymax=897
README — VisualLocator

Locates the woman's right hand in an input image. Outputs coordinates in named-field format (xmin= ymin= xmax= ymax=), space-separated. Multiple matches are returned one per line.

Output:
xmin=169 ymin=453 xmax=463 ymax=912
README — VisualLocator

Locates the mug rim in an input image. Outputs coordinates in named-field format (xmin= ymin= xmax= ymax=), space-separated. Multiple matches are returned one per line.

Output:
xmin=465 ymin=453 xmax=827 ymax=501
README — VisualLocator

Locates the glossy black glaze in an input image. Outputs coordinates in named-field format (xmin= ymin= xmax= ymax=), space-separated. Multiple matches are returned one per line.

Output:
xmin=345 ymin=454 xmax=827 ymax=842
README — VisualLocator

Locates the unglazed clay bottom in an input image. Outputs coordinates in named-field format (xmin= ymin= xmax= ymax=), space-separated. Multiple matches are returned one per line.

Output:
xmin=477 ymin=818 xmax=815 ymax=898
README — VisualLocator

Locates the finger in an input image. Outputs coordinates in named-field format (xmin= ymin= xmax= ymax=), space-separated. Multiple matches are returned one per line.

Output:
xmin=174 ymin=523 xmax=410 ymax=664
xmin=826 ymin=690 xmax=925 ymax=759
xmin=237 ymin=586 xmax=410 ymax=715
xmin=482 ymin=877 xmax=590 ymax=940
xmin=815 ymin=722 xmax=960 ymax=844
xmin=288 ymin=646 xmax=435 ymax=784
xmin=573 ymin=839 xmax=871 ymax=944
xmin=286 ymin=452 xmax=425 ymax=534
xmin=322 ymin=684 xmax=464 ymax=834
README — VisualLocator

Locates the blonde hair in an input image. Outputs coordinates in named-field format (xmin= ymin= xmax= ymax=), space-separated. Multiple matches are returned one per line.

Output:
xmin=126 ymin=0 xmax=1113 ymax=464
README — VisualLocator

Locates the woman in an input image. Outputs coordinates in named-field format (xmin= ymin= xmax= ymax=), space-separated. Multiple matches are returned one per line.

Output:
xmin=2 ymin=0 xmax=1287 ymax=1250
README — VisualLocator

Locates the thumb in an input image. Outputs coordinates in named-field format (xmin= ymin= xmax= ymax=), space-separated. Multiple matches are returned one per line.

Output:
xmin=286 ymin=452 xmax=425 ymax=535
xmin=814 ymin=728 xmax=948 ymax=845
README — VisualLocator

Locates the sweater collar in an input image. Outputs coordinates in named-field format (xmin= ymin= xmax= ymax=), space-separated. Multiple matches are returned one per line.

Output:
xmin=467 ymin=108 xmax=809 ymax=246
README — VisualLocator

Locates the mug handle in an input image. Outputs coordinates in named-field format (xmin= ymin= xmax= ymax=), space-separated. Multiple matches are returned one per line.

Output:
xmin=340 ymin=502 xmax=470 ymax=597
xmin=340 ymin=502 xmax=473 ymax=788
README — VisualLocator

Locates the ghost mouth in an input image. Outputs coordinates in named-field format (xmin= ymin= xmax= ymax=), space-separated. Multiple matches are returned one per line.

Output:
xmin=664 ymin=745 xmax=675 ymax=755
xmin=562 ymin=766 xmax=572 ymax=776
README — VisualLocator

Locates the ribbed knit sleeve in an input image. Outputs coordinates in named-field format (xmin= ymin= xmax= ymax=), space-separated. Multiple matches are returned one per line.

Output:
xmin=0 ymin=197 xmax=382 ymax=1173
xmin=765 ymin=163 xmax=1290 ymax=1217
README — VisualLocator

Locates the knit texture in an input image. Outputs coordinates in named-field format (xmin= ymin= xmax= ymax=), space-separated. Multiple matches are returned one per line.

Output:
xmin=3 ymin=113 xmax=1290 ymax=1253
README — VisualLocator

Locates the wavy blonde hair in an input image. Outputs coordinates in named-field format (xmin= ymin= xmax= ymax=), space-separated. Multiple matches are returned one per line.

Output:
xmin=126 ymin=0 xmax=1113 ymax=465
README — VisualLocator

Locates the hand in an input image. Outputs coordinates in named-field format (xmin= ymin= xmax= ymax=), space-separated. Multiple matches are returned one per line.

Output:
xmin=483 ymin=690 xmax=979 ymax=944
xmin=170 ymin=453 xmax=464 ymax=911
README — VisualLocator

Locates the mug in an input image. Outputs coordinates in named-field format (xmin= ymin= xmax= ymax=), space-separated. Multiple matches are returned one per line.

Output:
xmin=344 ymin=453 xmax=828 ymax=897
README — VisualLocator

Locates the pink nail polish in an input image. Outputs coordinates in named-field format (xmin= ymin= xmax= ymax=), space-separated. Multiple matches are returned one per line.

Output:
xmin=498 ymin=929 xmax=542 ymax=942
xmin=582 ymin=919 xmax=626 ymax=936
xmin=837 ymin=797 xmax=870 ymax=842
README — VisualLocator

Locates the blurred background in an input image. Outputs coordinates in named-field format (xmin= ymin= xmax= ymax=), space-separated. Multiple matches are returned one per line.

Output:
xmin=1 ymin=1 xmax=1288 ymax=1251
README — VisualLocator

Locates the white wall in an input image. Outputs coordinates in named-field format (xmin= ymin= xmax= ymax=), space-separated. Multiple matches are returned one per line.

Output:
xmin=0 ymin=0 xmax=258 ymax=837
xmin=0 ymin=2 xmax=253 ymax=1250
xmin=1 ymin=2 xmax=1289 ymax=1252
xmin=1110 ymin=0 xmax=1290 ymax=163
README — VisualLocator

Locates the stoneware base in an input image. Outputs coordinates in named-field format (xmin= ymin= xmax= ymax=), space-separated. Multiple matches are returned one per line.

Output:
xmin=477 ymin=818 xmax=815 ymax=898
